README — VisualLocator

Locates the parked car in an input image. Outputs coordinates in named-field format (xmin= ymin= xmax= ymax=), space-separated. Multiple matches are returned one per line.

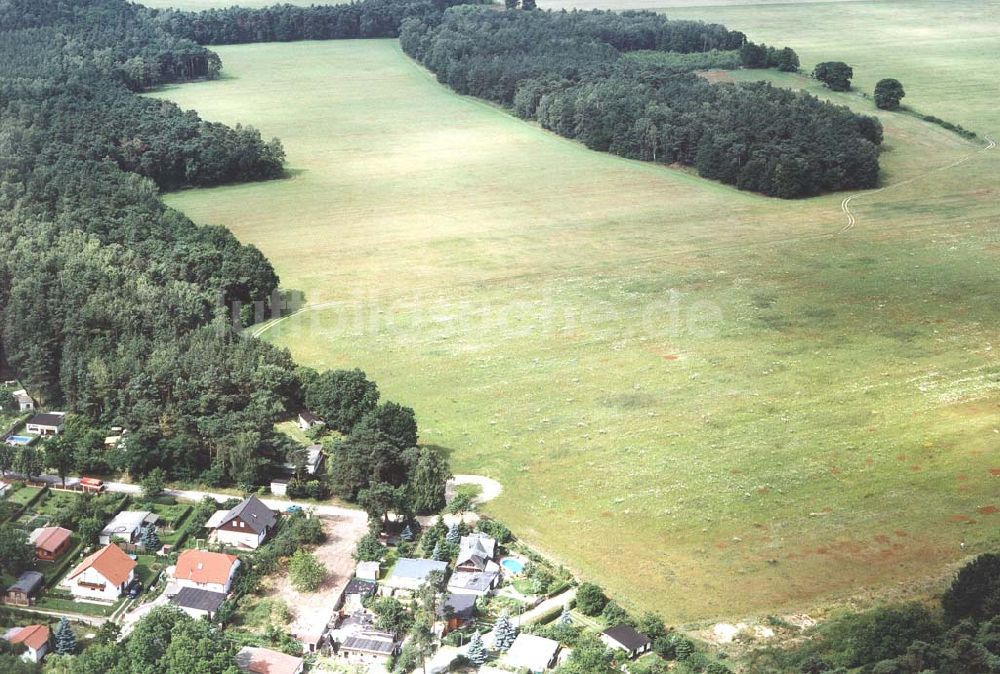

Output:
xmin=126 ymin=580 xmax=142 ymax=599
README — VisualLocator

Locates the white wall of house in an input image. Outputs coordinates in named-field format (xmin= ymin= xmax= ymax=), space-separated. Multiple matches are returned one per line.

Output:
xmin=175 ymin=605 xmax=213 ymax=620
xmin=26 ymin=423 xmax=61 ymax=435
xmin=213 ymin=528 xmax=264 ymax=549
xmin=22 ymin=642 xmax=47 ymax=664
xmin=175 ymin=561 xmax=239 ymax=594
xmin=65 ymin=567 xmax=133 ymax=602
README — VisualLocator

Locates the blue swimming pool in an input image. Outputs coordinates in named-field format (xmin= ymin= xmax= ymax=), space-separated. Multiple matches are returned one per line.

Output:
xmin=501 ymin=557 xmax=525 ymax=574
xmin=5 ymin=435 xmax=32 ymax=446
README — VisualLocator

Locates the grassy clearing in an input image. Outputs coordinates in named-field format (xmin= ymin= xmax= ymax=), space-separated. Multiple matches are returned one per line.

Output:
xmin=275 ymin=419 xmax=312 ymax=445
xmin=661 ymin=0 xmax=999 ymax=135
xmin=7 ymin=485 xmax=44 ymax=507
xmin=152 ymin=18 xmax=999 ymax=623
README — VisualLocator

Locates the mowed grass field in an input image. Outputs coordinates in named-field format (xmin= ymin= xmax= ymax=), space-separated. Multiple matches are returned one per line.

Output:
xmin=150 ymin=3 xmax=999 ymax=622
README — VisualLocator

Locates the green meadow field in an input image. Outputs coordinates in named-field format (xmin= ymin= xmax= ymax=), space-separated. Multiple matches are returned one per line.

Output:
xmin=149 ymin=1 xmax=1000 ymax=622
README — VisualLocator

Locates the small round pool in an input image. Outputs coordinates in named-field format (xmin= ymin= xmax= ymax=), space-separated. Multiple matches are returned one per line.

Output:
xmin=501 ymin=557 xmax=525 ymax=574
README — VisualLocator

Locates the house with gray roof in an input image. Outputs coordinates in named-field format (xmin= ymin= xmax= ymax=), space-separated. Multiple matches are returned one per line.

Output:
xmin=99 ymin=510 xmax=158 ymax=545
xmin=338 ymin=630 xmax=399 ymax=665
xmin=456 ymin=533 xmax=499 ymax=574
xmin=447 ymin=569 xmax=499 ymax=596
xmin=437 ymin=592 xmax=477 ymax=634
xmin=383 ymin=558 xmax=448 ymax=592
xmin=205 ymin=495 xmax=277 ymax=549
xmin=4 ymin=571 xmax=43 ymax=607
xmin=170 ymin=587 xmax=228 ymax=620
xmin=340 ymin=578 xmax=377 ymax=612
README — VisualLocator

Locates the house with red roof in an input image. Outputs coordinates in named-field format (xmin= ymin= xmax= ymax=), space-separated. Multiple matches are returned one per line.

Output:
xmin=171 ymin=549 xmax=241 ymax=594
xmin=6 ymin=624 xmax=50 ymax=663
xmin=28 ymin=526 xmax=73 ymax=561
xmin=62 ymin=543 xmax=136 ymax=602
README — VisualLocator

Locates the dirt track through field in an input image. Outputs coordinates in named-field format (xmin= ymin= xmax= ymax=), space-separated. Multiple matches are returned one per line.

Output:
xmin=840 ymin=133 xmax=996 ymax=232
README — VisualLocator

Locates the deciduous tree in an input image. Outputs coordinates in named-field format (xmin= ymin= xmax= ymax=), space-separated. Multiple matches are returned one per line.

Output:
xmin=874 ymin=78 xmax=905 ymax=110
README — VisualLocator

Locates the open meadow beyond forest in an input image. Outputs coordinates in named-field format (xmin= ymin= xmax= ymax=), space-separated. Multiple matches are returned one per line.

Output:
xmin=151 ymin=1 xmax=1000 ymax=622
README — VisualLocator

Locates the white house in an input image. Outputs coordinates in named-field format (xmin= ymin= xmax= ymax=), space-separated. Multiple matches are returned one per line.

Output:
xmin=297 ymin=410 xmax=324 ymax=431
xmin=171 ymin=549 xmax=240 ymax=594
xmin=504 ymin=634 xmax=560 ymax=673
xmin=99 ymin=510 xmax=158 ymax=546
xmin=12 ymin=389 xmax=34 ymax=412
xmin=455 ymin=533 xmax=499 ymax=574
xmin=283 ymin=444 xmax=324 ymax=476
xmin=25 ymin=412 xmax=65 ymax=435
xmin=63 ymin=543 xmax=136 ymax=602
xmin=6 ymin=624 xmax=49 ymax=663
xmin=337 ymin=631 xmax=399 ymax=666
xmin=205 ymin=495 xmax=277 ymax=549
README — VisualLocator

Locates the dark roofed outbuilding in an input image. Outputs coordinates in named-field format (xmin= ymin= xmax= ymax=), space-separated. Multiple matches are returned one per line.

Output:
xmin=4 ymin=571 xmax=44 ymax=607
xmin=600 ymin=624 xmax=652 ymax=659
xmin=170 ymin=587 xmax=227 ymax=618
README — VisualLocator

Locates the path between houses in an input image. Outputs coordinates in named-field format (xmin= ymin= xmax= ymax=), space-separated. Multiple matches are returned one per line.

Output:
xmin=9 ymin=605 xmax=107 ymax=627
xmin=517 ymin=588 xmax=576 ymax=626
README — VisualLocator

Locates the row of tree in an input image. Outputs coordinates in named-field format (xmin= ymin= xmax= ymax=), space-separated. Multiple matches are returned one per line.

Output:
xmin=150 ymin=0 xmax=491 ymax=45
xmin=400 ymin=6 xmax=883 ymax=197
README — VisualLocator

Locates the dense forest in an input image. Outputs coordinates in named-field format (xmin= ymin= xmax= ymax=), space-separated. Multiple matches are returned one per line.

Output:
xmin=400 ymin=6 xmax=883 ymax=197
xmin=0 ymin=0 xmax=444 ymax=500
xmin=150 ymin=0 xmax=488 ymax=44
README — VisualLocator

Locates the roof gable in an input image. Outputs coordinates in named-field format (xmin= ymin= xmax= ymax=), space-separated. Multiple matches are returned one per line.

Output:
xmin=27 ymin=412 xmax=64 ymax=427
xmin=10 ymin=625 xmax=49 ymax=651
xmin=69 ymin=543 xmax=136 ymax=586
xmin=221 ymin=496 xmax=276 ymax=534
xmin=30 ymin=526 xmax=72 ymax=552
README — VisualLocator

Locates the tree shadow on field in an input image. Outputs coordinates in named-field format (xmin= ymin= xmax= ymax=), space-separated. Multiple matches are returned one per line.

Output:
xmin=421 ymin=444 xmax=454 ymax=461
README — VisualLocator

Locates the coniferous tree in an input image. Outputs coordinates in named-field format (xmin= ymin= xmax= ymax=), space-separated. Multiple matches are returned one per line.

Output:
xmin=401 ymin=524 xmax=414 ymax=542
xmin=432 ymin=541 xmax=445 ymax=561
xmin=467 ymin=632 xmax=488 ymax=664
xmin=141 ymin=526 xmax=161 ymax=552
xmin=446 ymin=522 xmax=461 ymax=545
xmin=493 ymin=612 xmax=518 ymax=651
xmin=559 ymin=604 xmax=573 ymax=625
xmin=54 ymin=618 xmax=76 ymax=655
